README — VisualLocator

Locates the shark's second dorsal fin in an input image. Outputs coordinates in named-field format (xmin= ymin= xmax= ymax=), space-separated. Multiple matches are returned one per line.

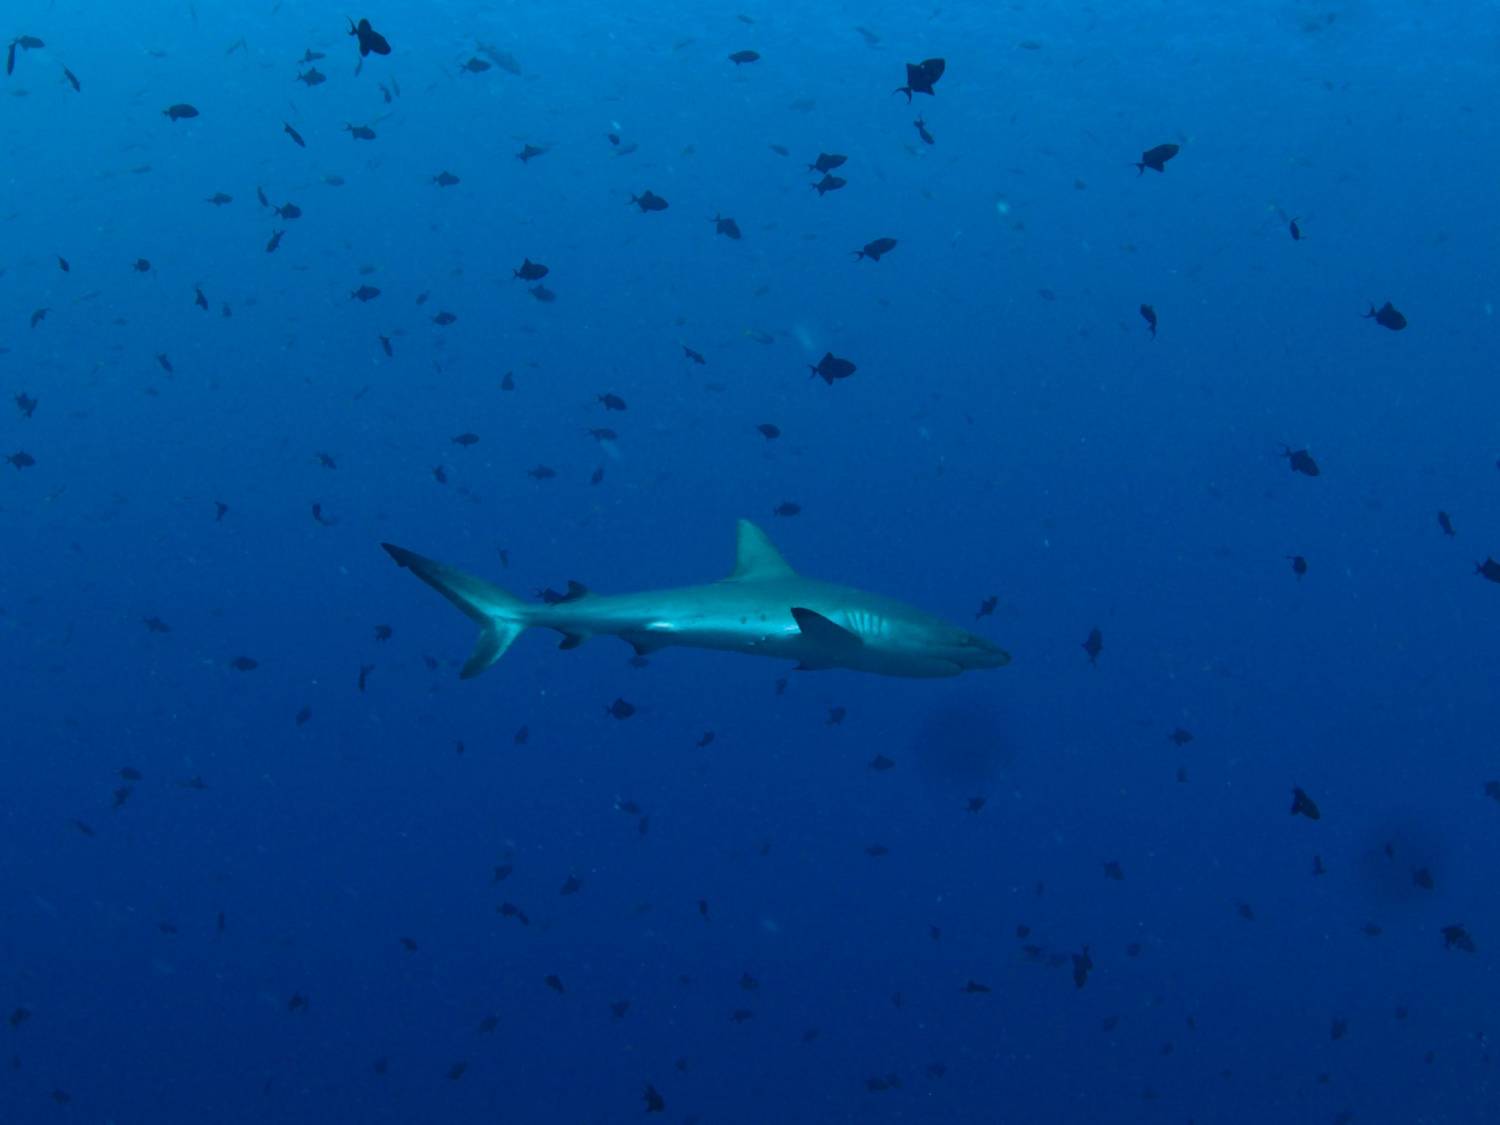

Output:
xmin=730 ymin=519 xmax=796 ymax=581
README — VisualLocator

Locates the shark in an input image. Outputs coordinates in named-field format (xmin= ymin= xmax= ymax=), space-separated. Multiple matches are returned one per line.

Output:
xmin=380 ymin=520 xmax=1009 ymax=680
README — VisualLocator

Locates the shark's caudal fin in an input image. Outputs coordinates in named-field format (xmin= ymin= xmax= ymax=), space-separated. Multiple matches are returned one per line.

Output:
xmin=728 ymin=519 xmax=796 ymax=581
xmin=381 ymin=543 xmax=528 ymax=678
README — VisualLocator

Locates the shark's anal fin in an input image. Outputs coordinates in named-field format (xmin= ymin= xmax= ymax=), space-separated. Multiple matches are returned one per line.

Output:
xmin=729 ymin=520 xmax=796 ymax=581
xmin=790 ymin=607 xmax=863 ymax=652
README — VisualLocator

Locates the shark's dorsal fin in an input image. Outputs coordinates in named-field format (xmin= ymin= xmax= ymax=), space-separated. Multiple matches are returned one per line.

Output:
xmin=729 ymin=519 xmax=796 ymax=581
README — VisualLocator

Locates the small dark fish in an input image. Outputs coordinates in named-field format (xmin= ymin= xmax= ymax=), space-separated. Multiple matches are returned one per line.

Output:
xmin=966 ymin=796 xmax=986 ymax=813
xmin=206 ymin=192 xmax=232 ymax=205
xmin=516 ymin=144 xmax=547 ymax=163
xmin=560 ymin=874 xmax=582 ymax=895
xmin=56 ymin=255 xmax=69 ymax=272
xmin=1135 ymin=143 xmax=1179 ymax=174
xmin=697 ymin=731 xmax=715 ymax=748
xmin=432 ymin=466 xmax=448 ymax=484
xmin=827 ymin=705 xmax=846 ymax=725
xmin=631 ymin=190 xmax=669 ymax=212
xmin=1082 ymin=627 xmax=1103 ymax=665
xmin=598 ymin=392 xmax=628 ymax=411
xmin=1140 ymin=303 xmax=1157 ymax=337
xmin=492 ymin=864 xmax=513 ymax=882
xmin=230 ymin=656 xmax=259 ymax=672
xmin=6 ymin=451 xmax=35 ymax=469
xmin=194 ymin=286 xmax=209 ymax=310
xmin=348 ymin=17 xmax=392 ymax=57
xmin=432 ymin=170 xmax=460 ymax=187
xmin=544 ymin=973 xmax=566 ymax=994
xmin=1413 ymin=867 xmax=1435 ymax=890
xmin=1443 ymin=923 xmax=1476 ymax=953
xmin=296 ymin=68 xmax=325 ymax=87
xmin=1072 ymin=945 xmax=1093 ymax=989
xmin=301 ymin=49 xmax=326 ymax=62
xmin=513 ymin=258 xmax=548 ymax=281
xmin=1475 ymin=557 xmax=1500 ymax=584
xmin=975 ymin=595 xmax=998 ymax=619
xmin=529 ymin=284 xmax=556 ymax=303
xmin=274 ymin=202 xmax=301 ymax=220
xmin=894 ymin=57 xmax=945 ymax=101
xmin=756 ymin=423 xmax=780 ymax=440
xmin=869 ymin=754 xmax=895 ymax=771
xmin=712 ymin=214 xmax=742 ymax=240
xmin=498 ymin=902 xmax=530 ymax=925
xmin=451 ymin=432 xmax=480 ymax=447
xmin=809 ymin=352 xmax=856 ymax=384
xmin=962 ymin=980 xmax=991 ymax=994
xmin=29 ymin=308 xmax=47 ymax=328
xmin=143 ymin=615 xmax=171 ymax=634
xmin=478 ymin=1014 xmax=499 ymax=1032
xmin=265 ymin=229 xmax=285 ymax=253
xmin=729 ymin=49 xmax=760 ymax=64
xmin=811 ymin=173 xmax=846 ymax=196
xmin=914 ymin=116 xmax=934 ymax=145
xmin=606 ymin=698 xmax=636 ymax=719
xmin=295 ymin=706 xmax=312 ymax=725
xmin=527 ymin=464 xmax=556 ymax=480
xmin=460 ymin=57 xmax=492 ymax=73
xmin=1290 ymin=787 xmax=1321 ymax=820
xmin=378 ymin=334 xmax=393 ymax=356
xmin=163 ymin=104 xmax=199 ymax=121
xmin=398 ymin=937 xmax=418 ymax=952
xmin=1282 ymin=446 xmax=1320 ymax=477
xmin=643 ymin=1084 xmax=665 ymax=1113
xmin=283 ymin=121 xmax=306 ymax=148
xmin=853 ymin=237 xmax=897 ymax=262
xmin=773 ymin=501 xmax=801 ymax=517
xmin=351 ymin=285 xmax=381 ymax=302
xmin=446 ymin=1061 xmax=467 ymax=1081
xmin=156 ymin=353 xmax=174 ymax=373
xmin=1438 ymin=511 xmax=1455 ymax=537
xmin=807 ymin=152 xmax=847 ymax=173
xmin=119 ymin=766 xmax=143 ymax=781
xmin=9 ymin=1007 xmax=31 ymax=1028
xmin=1288 ymin=217 xmax=1302 ymax=240
xmin=133 ymin=258 xmax=152 ymax=272
xmin=768 ymin=143 xmax=789 ymax=156
xmin=15 ymin=393 xmax=38 ymax=418
xmin=1169 ymin=727 xmax=1193 ymax=746
xmin=1103 ymin=860 xmax=1125 ymax=880
xmin=344 ymin=123 xmax=376 ymax=140
xmin=214 ymin=501 xmax=229 ymax=521
xmin=1364 ymin=301 xmax=1407 ymax=331
xmin=4 ymin=41 xmax=12 ymax=76
xmin=72 ymin=818 xmax=96 ymax=838
xmin=431 ymin=311 xmax=457 ymax=326
xmin=682 ymin=345 xmax=706 ymax=364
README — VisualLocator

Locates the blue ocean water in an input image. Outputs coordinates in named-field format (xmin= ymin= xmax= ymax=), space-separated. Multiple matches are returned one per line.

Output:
xmin=2 ymin=2 xmax=1497 ymax=1121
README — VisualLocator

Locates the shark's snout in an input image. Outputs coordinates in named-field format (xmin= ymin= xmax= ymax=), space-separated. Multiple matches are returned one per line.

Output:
xmin=959 ymin=633 xmax=1011 ymax=669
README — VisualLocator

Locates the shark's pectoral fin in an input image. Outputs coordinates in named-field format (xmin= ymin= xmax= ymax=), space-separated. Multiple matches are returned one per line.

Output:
xmin=622 ymin=634 xmax=667 ymax=657
xmin=558 ymin=632 xmax=588 ymax=650
xmin=790 ymin=607 xmax=863 ymax=653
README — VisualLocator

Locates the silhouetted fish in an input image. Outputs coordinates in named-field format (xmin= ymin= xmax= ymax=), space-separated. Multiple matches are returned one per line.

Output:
xmin=348 ymin=17 xmax=391 ymax=57
xmin=1135 ymin=143 xmax=1179 ymax=173
xmin=514 ymin=258 xmax=548 ymax=281
xmin=894 ymin=58 xmax=945 ymax=101
xmin=1364 ymin=301 xmax=1407 ymax=331
xmin=807 ymin=152 xmax=847 ymax=173
xmin=712 ymin=214 xmax=742 ymax=239
xmin=1082 ymin=627 xmax=1102 ymax=664
xmin=163 ymin=104 xmax=199 ymax=121
xmin=1290 ymin=787 xmax=1321 ymax=820
xmin=811 ymin=173 xmax=846 ymax=196
xmin=853 ymin=237 xmax=897 ymax=262
xmin=1282 ymin=446 xmax=1320 ymax=477
xmin=631 ymin=190 xmax=669 ymax=212
xmin=728 ymin=50 xmax=760 ymax=64
xmin=809 ymin=352 xmax=855 ymax=383
xmin=1140 ymin=303 xmax=1157 ymax=337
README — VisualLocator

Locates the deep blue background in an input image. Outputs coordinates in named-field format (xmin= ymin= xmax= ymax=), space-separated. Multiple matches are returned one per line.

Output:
xmin=1 ymin=2 xmax=1497 ymax=1121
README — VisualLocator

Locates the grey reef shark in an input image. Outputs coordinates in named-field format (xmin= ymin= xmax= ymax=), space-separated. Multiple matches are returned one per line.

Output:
xmin=381 ymin=520 xmax=1010 ymax=679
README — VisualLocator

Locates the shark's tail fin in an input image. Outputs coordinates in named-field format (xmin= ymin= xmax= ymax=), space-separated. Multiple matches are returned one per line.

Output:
xmin=381 ymin=543 xmax=529 ymax=678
